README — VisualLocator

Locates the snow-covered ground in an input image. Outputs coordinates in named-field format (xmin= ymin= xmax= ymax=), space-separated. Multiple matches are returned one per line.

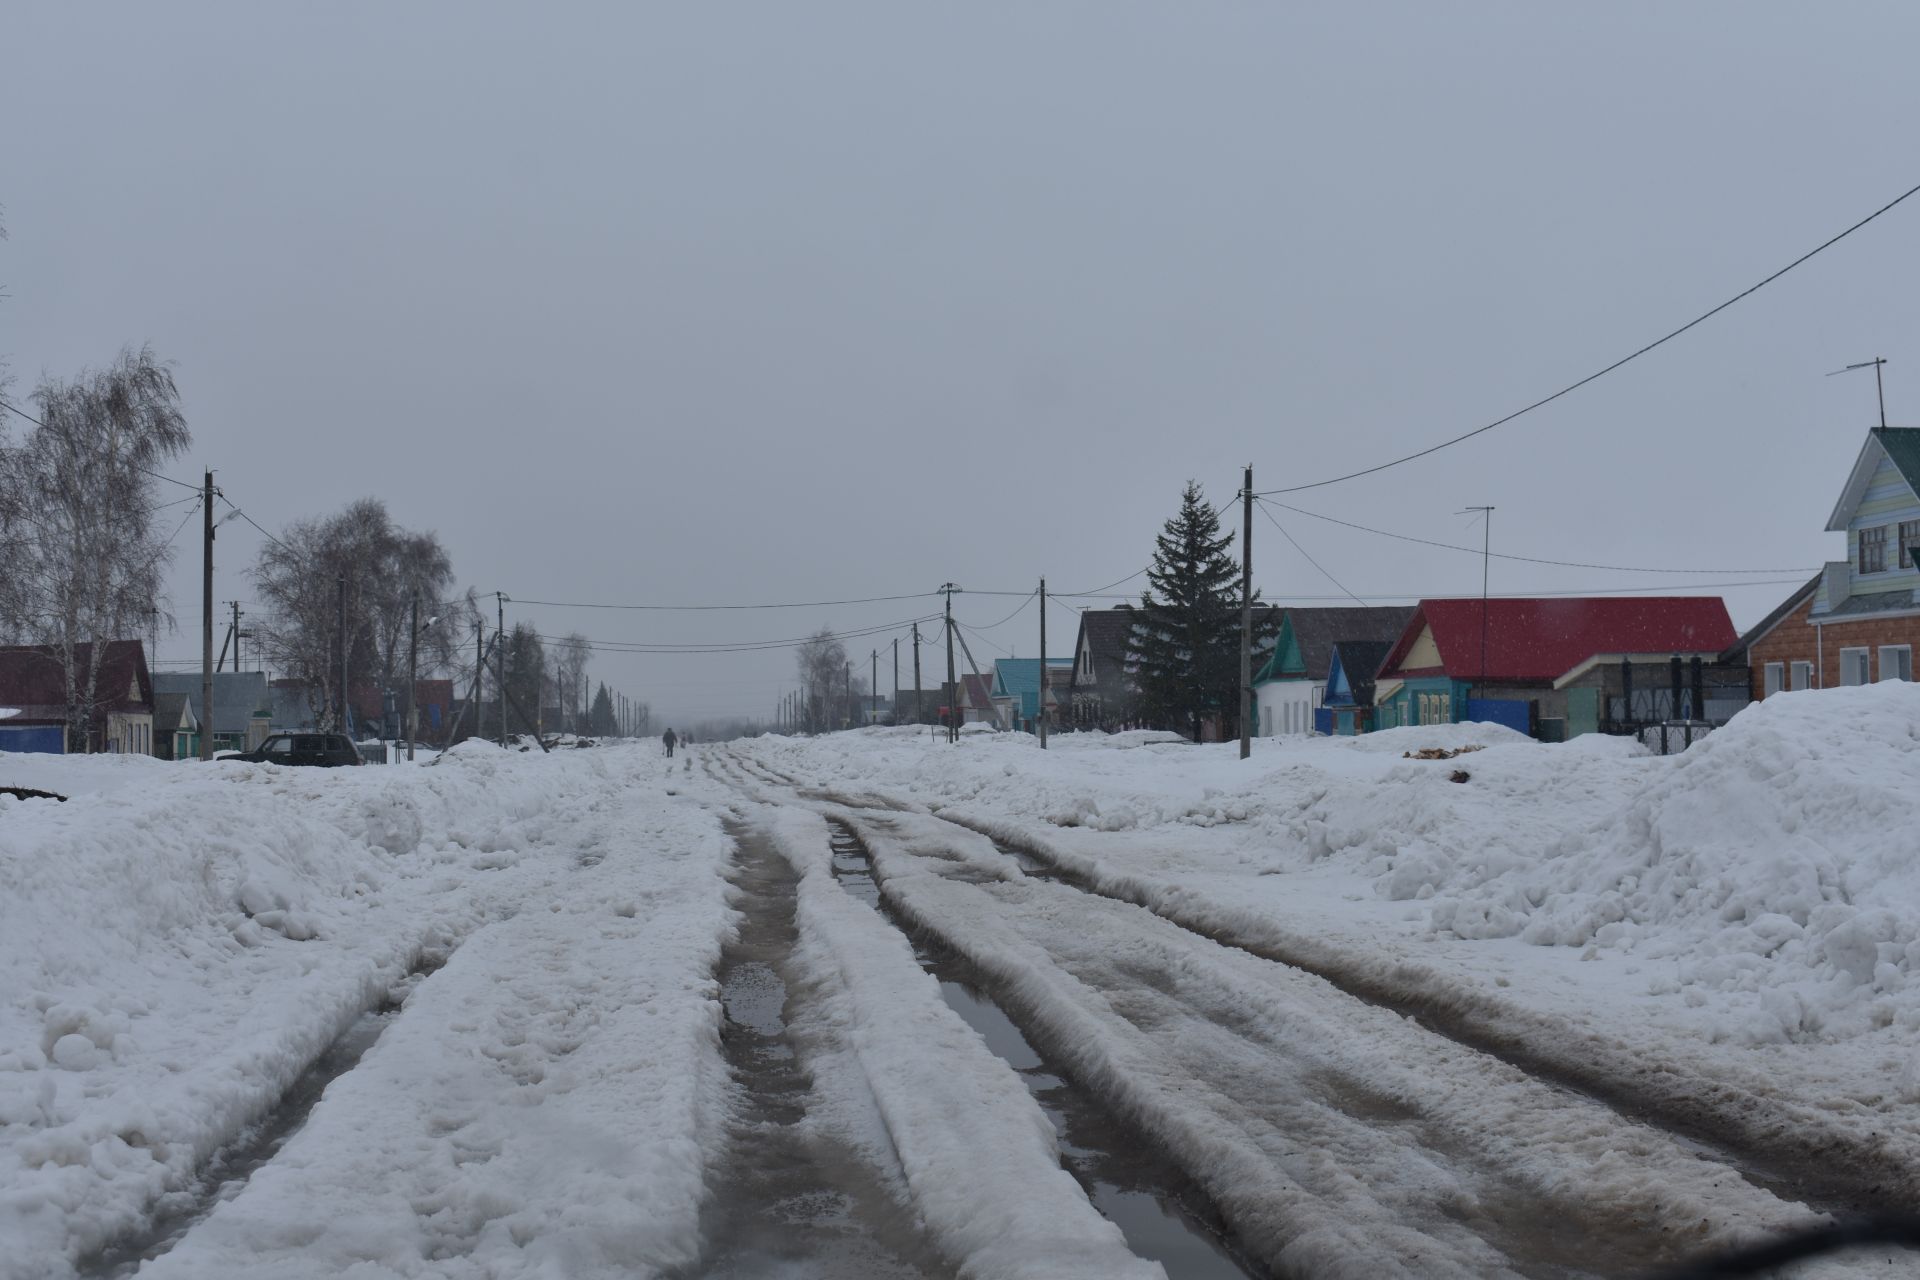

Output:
xmin=734 ymin=686 xmax=1920 ymax=1207
xmin=9 ymin=688 xmax=1920 ymax=1277
xmin=0 ymin=742 xmax=735 ymax=1280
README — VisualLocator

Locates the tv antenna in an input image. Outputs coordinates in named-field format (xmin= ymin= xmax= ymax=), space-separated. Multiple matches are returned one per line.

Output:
xmin=1827 ymin=356 xmax=1888 ymax=430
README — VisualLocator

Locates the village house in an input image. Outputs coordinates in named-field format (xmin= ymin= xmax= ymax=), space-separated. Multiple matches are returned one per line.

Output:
xmin=1373 ymin=597 xmax=1742 ymax=741
xmin=1732 ymin=428 xmax=1920 ymax=698
xmin=1252 ymin=606 xmax=1415 ymax=736
xmin=990 ymin=658 xmax=1073 ymax=733
xmin=1065 ymin=606 xmax=1139 ymax=730
xmin=1318 ymin=639 xmax=1397 ymax=736
xmin=0 ymin=641 xmax=155 ymax=755
xmin=153 ymin=671 xmax=274 ymax=756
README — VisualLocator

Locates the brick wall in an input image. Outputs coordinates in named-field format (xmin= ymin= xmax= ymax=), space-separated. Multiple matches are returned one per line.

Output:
xmin=1748 ymin=592 xmax=1920 ymax=695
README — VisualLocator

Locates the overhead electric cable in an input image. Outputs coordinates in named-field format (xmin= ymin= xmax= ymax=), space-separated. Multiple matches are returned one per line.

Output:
xmin=1256 ymin=500 xmax=1367 ymax=605
xmin=510 ymin=591 xmax=939 ymax=611
xmin=1259 ymin=498 xmax=1818 ymax=575
xmin=1256 ymin=178 xmax=1920 ymax=496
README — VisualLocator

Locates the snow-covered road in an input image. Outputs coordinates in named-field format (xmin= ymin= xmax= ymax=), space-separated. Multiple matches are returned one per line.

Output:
xmin=7 ymin=693 xmax=1920 ymax=1277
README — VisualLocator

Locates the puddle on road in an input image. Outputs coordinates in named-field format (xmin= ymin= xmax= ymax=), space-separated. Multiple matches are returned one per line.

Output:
xmin=827 ymin=823 xmax=1260 ymax=1280
xmin=694 ymin=825 xmax=935 ymax=1280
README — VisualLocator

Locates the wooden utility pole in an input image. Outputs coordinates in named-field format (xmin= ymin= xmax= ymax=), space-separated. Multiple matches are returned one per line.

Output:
xmin=940 ymin=585 xmax=959 ymax=742
xmin=232 ymin=601 xmax=244 ymax=673
xmin=1038 ymin=577 xmax=1048 ymax=748
xmin=1240 ymin=465 xmax=1253 ymax=761
xmin=871 ymin=648 xmax=878 ymax=726
xmin=407 ymin=591 xmax=419 ymax=761
xmin=912 ymin=622 xmax=923 ymax=725
xmin=337 ymin=574 xmax=348 ymax=736
xmin=891 ymin=638 xmax=899 ymax=726
xmin=1460 ymin=506 xmax=1494 ymax=696
xmin=844 ymin=661 xmax=852 ymax=731
xmin=200 ymin=471 xmax=214 ymax=761
xmin=495 ymin=593 xmax=507 ymax=745
xmin=471 ymin=621 xmax=484 ymax=742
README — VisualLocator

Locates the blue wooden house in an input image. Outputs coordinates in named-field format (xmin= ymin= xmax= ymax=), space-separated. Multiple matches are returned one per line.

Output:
xmin=1317 ymin=639 xmax=1395 ymax=736
xmin=989 ymin=658 xmax=1073 ymax=733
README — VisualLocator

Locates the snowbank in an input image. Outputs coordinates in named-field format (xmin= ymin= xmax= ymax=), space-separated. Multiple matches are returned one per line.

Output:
xmin=140 ymin=785 xmax=735 ymax=1279
xmin=0 ymin=743 xmax=726 ymax=1278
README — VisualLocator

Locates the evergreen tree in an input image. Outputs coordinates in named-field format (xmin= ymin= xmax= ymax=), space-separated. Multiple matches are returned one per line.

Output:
xmin=503 ymin=622 xmax=545 ymax=735
xmin=1130 ymin=481 xmax=1265 ymax=740
xmin=589 ymin=682 xmax=616 ymax=736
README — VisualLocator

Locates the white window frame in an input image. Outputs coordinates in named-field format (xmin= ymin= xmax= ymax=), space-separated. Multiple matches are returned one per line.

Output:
xmin=1878 ymin=645 xmax=1912 ymax=683
xmin=1839 ymin=647 xmax=1871 ymax=687
xmin=1790 ymin=660 xmax=1813 ymax=691
xmin=1763 ymin=662 xmax=1784 ymax=697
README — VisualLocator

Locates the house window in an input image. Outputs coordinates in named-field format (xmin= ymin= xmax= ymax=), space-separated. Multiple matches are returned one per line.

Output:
xmin=1860 ymin=525 xmax=1889 ymax=574
xmin=1840 ymin=647 xmax=1871 ymax=686
xmin=1903 ymin=521 xmax=1920 ymax=569
xmin=1763 ymin=662 xmax=1784 ymax=696
xmin=1790 ymin=660 xmax=1813 ymax=691
xmin=1879 ymin=646 xmax=1913 ymax=682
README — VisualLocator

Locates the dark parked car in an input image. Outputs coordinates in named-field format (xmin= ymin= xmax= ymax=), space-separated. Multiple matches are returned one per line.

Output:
xmin=228 ymin=733 xmax=364 ymax=767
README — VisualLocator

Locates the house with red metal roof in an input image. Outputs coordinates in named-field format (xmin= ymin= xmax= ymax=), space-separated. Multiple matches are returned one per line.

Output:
xmin=0 ymin=641 xmax=155 ymax=755
xmin=1372 ymin=598 xmax=1743 ymax=740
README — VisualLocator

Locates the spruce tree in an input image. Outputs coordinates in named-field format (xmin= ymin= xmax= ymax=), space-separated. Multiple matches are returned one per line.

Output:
xmin=1130 ymin=481 xmax=1255 ymax=740
xmin=589 ymin=682 xmax=616 ymax=736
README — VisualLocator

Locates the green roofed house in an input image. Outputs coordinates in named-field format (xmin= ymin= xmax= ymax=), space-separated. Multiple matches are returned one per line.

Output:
xmin=990 ymin=658 xmax=1073 ymax=734
xmin=1252 ymin=607 xmax=1417 ymax=737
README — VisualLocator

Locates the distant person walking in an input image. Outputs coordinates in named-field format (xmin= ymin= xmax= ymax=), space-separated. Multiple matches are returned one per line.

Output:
xmin=663 ymin=728 xmax=677 ymax=758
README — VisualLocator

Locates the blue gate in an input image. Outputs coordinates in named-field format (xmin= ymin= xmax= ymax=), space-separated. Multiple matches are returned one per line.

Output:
xmin=1464 ymin=698 xmax=1530 ymax=736
xmin=1312 ymin=707 xmax=1333 ymax=735
xmin=0 ymin=725 xmax=67 ymax=754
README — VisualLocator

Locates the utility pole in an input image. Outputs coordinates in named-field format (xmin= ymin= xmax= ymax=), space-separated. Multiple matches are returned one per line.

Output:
xmin=940 ymin=584 xmax=959 ymax=742
xmin=232 ymin=601 xmax=244 ymax=674
xmin=1460 ymin=507 xmax=1495 ymax=697
xmin=871 ymin=648 xmax=878 ymax=727
xmin=1240 ymin=466 xmax=1253 ymax=761
xmin=200 ymin=471 xmax=214 ymax=761
xmin=844 ymin=661 xmax=852 ymax=731
xmin=471 ymin=621 xmax=484 ymax=742
xmin=892 ymin=638 xmax=899 ymax=727
xmin=495 ymin=592 xmax=507 ymax=745
xmin=337 ymin=574 xmax=348 ymax=737
xmin=1039 ymin=577 xmax=1048 ymax=748
xmin=912 ymin=622 xmax=923 ymax=725
xmin=407 ymin=591 xmax=419 ymax=761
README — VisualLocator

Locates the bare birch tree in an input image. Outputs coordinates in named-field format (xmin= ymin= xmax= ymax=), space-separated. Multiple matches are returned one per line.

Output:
xmin=0 ymin=347 xmax=190 ymax=748
xmin=249 ymin=498 xmax=462 ymax=731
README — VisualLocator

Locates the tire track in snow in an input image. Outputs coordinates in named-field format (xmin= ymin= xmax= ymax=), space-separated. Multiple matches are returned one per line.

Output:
xmin=710 ymin=752 xmax=1889 ymax=1280
xmin=838 ymin=808 xmax=1867 ymax=1280
xmin=745 ymin=744 xmax=1910 ymax=1224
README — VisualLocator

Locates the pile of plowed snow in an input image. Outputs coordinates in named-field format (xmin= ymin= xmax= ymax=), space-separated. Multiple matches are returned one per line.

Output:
xmin=1426 ymin=685 xmax=1920 ymax=1043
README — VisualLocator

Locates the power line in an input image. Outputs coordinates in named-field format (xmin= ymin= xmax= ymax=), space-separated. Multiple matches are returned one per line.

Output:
xmin=1259 ymin=497 xmax=1819 ymax=575
xmin=526 ymin=613 xmax=942 ymax=656
xmin=0 ymin=397 xmax=205 ymax=493
xmin=1248 ymin=577 xmax=1810 ymax=601
xmin=1256 ymin=178 xmax=1920 ymax=496
xmin=1256 ymin=500 xmax=1367 ymax=605
xmin=509 ymin=591 xmax=939 ymax=611
xmin=966 ymin=591 xmax=1037 ymax=630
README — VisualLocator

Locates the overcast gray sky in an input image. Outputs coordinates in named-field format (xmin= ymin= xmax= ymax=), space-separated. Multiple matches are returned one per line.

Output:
xmin=5 ymin=3 xmax=1918 ymax=724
